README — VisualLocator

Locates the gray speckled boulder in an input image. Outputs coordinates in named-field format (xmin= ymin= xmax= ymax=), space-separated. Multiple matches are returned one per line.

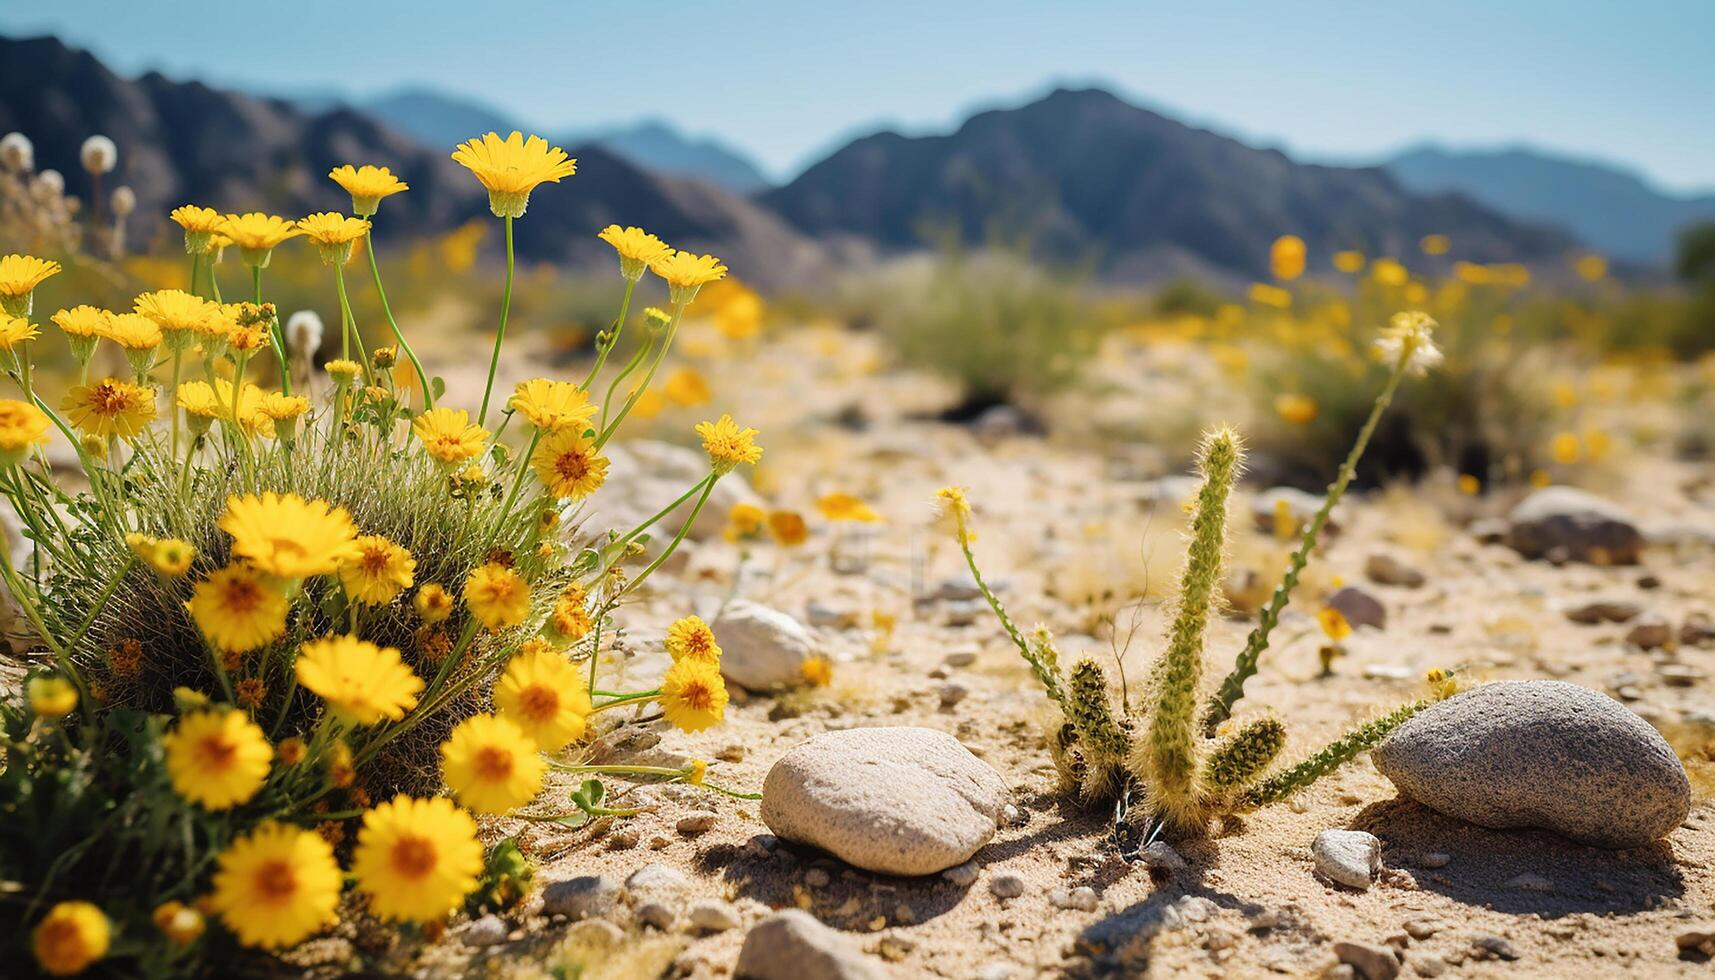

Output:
xmin=761 ymin=727 xmax=1008 ymax=875
xmin=1507 ymin=486 xmax=1643 ymax=565
xmin=1374 ymin=681 xmax=1689 ymax=848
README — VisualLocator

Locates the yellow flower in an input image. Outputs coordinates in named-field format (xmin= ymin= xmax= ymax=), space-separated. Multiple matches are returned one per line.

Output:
xmin=767 ymin=509 xmax=809 ymax=546
xmin=170 ymin=204 xmax=225 ymax=252
xmin=934 ymin=486 xmax=973 ymax=542
xmin=441 ymin=713 xmax=545 ymax=814
xmin=665 ymin=615 xmax=721 ymax=664
xmin=162 ymin=709 xmax=273 ymax=809
xmin=295 ymin=634 xmax=423 ymax=725
xmin=510 ymin=377 xmax=597 ymax=432
xmin=1332 ymin=250 xmax=1366 ymax=274
xmin=0 ymin=398 xmax=50 ymax=466
xmin=258 ymin=391 xmax=310 ymax=440
xmin=100 ymin=311 xmax=163 ymax=352
xmin=1374 ymin=311 xmax=1443 ymax=376
xmin=451 ymin=131 xmax=576 ymax=218
xmin=298 ymin=211 xmax=371 ymax=263
xmin=62 ymin=378 xmax=157 ymax=441
xmin=464 ymin=561 xmax=530 ymax=631
xmin=412 ymin=407 xmax=489 ymax=466
xmin=726 ymin=501 xmax=765 ymax=539
xmin=0 ymin=312 xmax=40 ymax=350
xmin=32 ymin=901 xmax=110 ymax=977
xmin=659 ymin=658 xmax=728 ymax=733
xmin=1420 ymin=234 xmax=1451 ymax=256
xmin=694 ymin=414 xmax=762 ymax=475
xmin=1457 ymin=474 xmax=1481 ymax=496
xmin=51 ymin=305 xmax=108 ymax=342
xmin=352 ymin=795 xmax=483 ymax=922
xmin=649 ymin=250 xmax=728 ymax=305
xmin=210 ymin=822 xmax=341 ymax=948
xmin=0 ymin=254 xmax=61 ymax=313
xmin=329 ymin=164 xmax=410 ymax=216
xmin=597 ymin=224 xmax=671 ymax=280
xmin=1574 ymin=253 xmax=1607 ymax=282
xmin=1317 ymin=607 xmax=1353 ymax=643
xmin=494 ymin=649 xmax=591 ymax=751
xmin=801 ymin=656 xmax=833 ymax=687
xmin=1273 ymin=393 xmax=1318 ymax=425
xmin=550 ymin=586 xmax=592 ymax=639
xmin=325 ymin=358 xmax=363 ymax=382
xmin=414 ymin=583 xmax=454 ymax=623
xmin=663 ymin=367 xmax=711 ymax=406
xmin=151 ymin=901 xmax=206 ymax=945
xmin=28 ymin=675 xmax=78 ymax=719
xmin=816 ymin=492 xmax=880 ymax=523
xmin=1269 ymin=234 xmax=1306 ymax=281
xmin=125 ymin=531 xmax=196 ymax=576
xmin=220 ymin=213 xmax=300 ymax=265
xmin=687 ymin=759 xmax=708 ymax=785
xmin=530 ymin=427 xmax=609 ymax=500
xmin=1248 ymin=282 xmax=1291 ymax=308
xmin=1370 ymin=257 xmax=1409 ymax=287
xmin=188 ymin=564 xmax=289 ymax=653
xmin=134 ymin=289 xmax=212 ymax=344
xmin=1550 ymin=431 xmax=1582 ymax=465
xmin=340 ymin=535 xmax=416 ymax=605
xmin=220 ymin=492 xmax=360 ymax=579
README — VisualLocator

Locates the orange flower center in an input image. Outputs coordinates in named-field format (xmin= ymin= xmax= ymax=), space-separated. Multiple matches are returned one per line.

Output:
xmin=90 ymin=383 xmax=130 ymax=415
xmin=554 ymin=451 xmax=590 ymax=481
xmin=359 ymin=547 xmax=392 ymax=575
xmin=390 ymin=835 xmax=438 ymax=879
xmin=220 ymin=577 xmax=265 ymax=613
xmin=679 ymin=681 xmax=715 ymax=711
xmin=197 ymin=733 xmax=238 ymax=769
xmin=519 ymin=685 xmax=558 ymax=721
xmin=474 ymin=745 xmax=515 ymax=781
xmin=255 ymin=860 xmax=299 ymax=901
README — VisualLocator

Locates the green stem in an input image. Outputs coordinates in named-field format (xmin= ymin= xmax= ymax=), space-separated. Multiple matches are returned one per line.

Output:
xmin=580 ymin=279 xmax=635 ymax=391
xmin=596 ymin=301 xmax=683 ymax=449
xmin=477 ymin=215 xmax=514 ymax=426
xmin=364 ymin=231 xmax=432 ymax=408
xmin=589 ymin=689 xmax=661 ymax=713
xmin=620 ymin=475 xmax=715 ymax=597
xmin=252 ymin=266 xmax=291 ymax=397
xmin=599 ymin=331 xmax=654 ymax=428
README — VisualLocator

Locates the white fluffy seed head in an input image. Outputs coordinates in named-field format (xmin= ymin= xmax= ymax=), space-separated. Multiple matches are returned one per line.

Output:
xmin=80 ymin=135 xmax=117 ymax=174
xmin=0 ymin=132 xmax=33 ymax=173
xmin=34 ymin=169 xmax=64 ymax=199
xmin=110 ymin=185 xmax=136 ymax=217
xmin=286 ymin=310 xmax=325 ymax=359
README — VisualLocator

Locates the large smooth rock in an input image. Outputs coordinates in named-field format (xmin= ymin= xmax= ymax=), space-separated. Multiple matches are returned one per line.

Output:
xmin=598 ymin=440 xmax=763 ymax=546
xmin=736 ymin=909 xmax=886 ymax=980
xmin=761 ymin=727 xmax=1008 ymax=875
xmin=1374 ymin=681 xmax=1690 ymax=848
xmin=714 ymin=600 xmax=818 ymax=691
xmin=1507 ymin=487 xmax=1643 ymax=565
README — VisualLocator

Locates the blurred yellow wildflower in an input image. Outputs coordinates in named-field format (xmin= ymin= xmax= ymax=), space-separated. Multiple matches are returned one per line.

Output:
xmin=32 ymin=901 xmax=110 ymax=977
xmin=210 ymin=822 xmax=341 ymax=948
xmin=328 ymin=164 xmax=409 ymax=216
xmin=162 ymin=710 xmax=273 ymax=809
xmin=1269 ymin=234 xmax=1306 ymax=281
xmin=352 ymin=795 xmax=483 ymax=922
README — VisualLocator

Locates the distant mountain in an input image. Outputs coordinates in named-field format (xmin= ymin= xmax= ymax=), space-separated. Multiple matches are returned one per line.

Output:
xmin=563 ymin=120 xmax=772 ymax=194
xmin=1384 ymin=145 xmax=1715 ymax=265
xmin=766 ymin=87 xmax=1575 ymax=281
xmin=362 ymin=87 xmax=521 ymax=153
xmin=0 ymin=36 xmax=822 ymax=287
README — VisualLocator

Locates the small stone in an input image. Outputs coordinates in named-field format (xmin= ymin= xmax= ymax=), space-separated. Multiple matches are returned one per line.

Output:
xmin=989 ymin=872 xmax=1026 ymax=899
xmin=1507 ymin=486 xmax=1643 ymax=565
xmin=677 ymin=812 xmax=717 ymax=835
xmin=565 ymin=918 xmax=625 ymax=948
xmin=735 ymin=909 xmax=886 ymax=980
xmin=689 ymin=901 xmax=742 ymax=932
xmin=1469 ymin=518 xmax=1509 ymax=544
xmin=804 ymin=868 xmax=832 ymax=888
xmin=1658 ymin=663 xmax=1705 ymax=687
xmin=943 ymin=862 xmax=980 ymax=887
xmin=1681 ymin=613 xmax=1715 ymax=647
xmin=456 ymin=914 xmax=508 ymax=947
xmin=930 ymin=572 xmax=988 ymax=602
xmin=942 ymin=599 xmax=984 ymax=627
xmin=1139 ymin=842 xmax=1188 ymax=872
xmin=606 ymin=829 xmax=640 ymax=851
xmin=1504 ymin=872 xmax=1553 ymax=892
xmin=625 ymin=863 xmax=689 ymax=899
xmin=540 ymin=875 xmax=619 ymax=920
xmin=717 ymin=744 xmax=746 ymax=762
xmin=1333 ymin=941 xmax=1401 ymax=980
xmin=1328 ymin=586 xmax=1387 ymax=630
xmin=944 ymin=648 xmax=979 ymax=667
xmin=713 ymin=600 xmax=819 ymax=690
xmin=1675 ymin=927 xmax=1715 ymax=956
xmin=875 ymin=935 xmax=916 ymax=961
xmin=1366 ymin=554 xmax=1426 ymax=588
xmin=939 ymin=682 xmax=970 ymax=708
xmin=1564 ymin=599 xmax=1642 ymax=624
xmin=1404 ymin=919 xmax=1439 ymax=940
xmin=806 ymin=602 xmax=860 ymax=629
xmin=1413 ymin=954 xmax=1448 ymax=977
xmin=1626 ymin=615 xmax=1674 ymax=649
xmin=649 ymin=835 xmax=671 ymax=850
xmin=1472 ymin=936 xmax=1519 ymax=961
xmin=636 ymin=901 xmax=675 ymax=930
xmin=1313 ymin=830 xmax=1381 ymax=890
xmin=1051 ymin=886 xmax=1099 ymax=912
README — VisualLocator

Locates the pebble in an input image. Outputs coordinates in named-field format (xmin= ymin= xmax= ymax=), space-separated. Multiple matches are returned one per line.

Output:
xmin=806 ymin=601 xmax=860 ymax=629
xmin=1660 ymin=663 xmax=1707 ymax=687
xmin=943 ymin=862 xmax=980 ymax=887
xmin=606 ymin=829 xmax=640 ymax=851
xmin=636 ymin=901 xmax=675 ymax=930
xmin=989 ymin=872 xmax=1026 ymax=899
xmin=1328 ymin=585 xmax=1387 ymax=630
xmin=456 ymin=914 xmax=508 ymax=947
xmin=624 ymin=863 xmax=689 ymax=900
xmin=1681 ymin=613 xmax=1715 ymax=647
xmin=1472 ymin=935 xmax=1519 ymax=961
xmin=1504 ymin=872 xmax=1554 ymax=892
xmin=761 ymin=727 xmax=1009 ymax=875
xmin=1333 ymin=941 xmax=1401 ymax=980
xmin=540 ymin=875 xmax=619 ymax=920
xmin=1626 ymin=615 xmax=1673 ymax=649
xmin=944 ymin=648 xmax=979 ymax=667
xmin=1413 ymin=954 xmax=1448 ymax=977
xmin=713 ymin=600 xmax=819 ymax=690
xmin=1373 ymin=681 xmax=1691 ymax=848
xmin=939 ymin=682 xmax=970 ymax=708
xmin=804 ymin=868 xmax=832 ymax=888
xmin=1253 ymin=486 xmax=1342 ymax=535
xmin=1404 ymin=919 xmax=1439 ymax=940
xmin=1675 ymin=927 xmax=1715 ymax=957
xmin=1139 ymin=842 xmax=1188 ymax=872
xmin=1312 ymin=830 xmax=1381 ymax=890
xmin=1564 ymin=599 xmax=1642 ymax=624
xmin=677 ymin=812 xmax=718 ymax=834
xmin=1366 ymin=553 xmax=1426 ymax=588
xmin=1051 ymin=886 xmax=1100 ymax=911
xmin=1507 ymin=486 xmax=1643 ymax=565
xmin=1418 ymin=852 xmax=1451 ymax=869
xmin=689 ymin=901 xmax=742 ymax=932
xmin=735 ymin=909 xmax=886 ymax=980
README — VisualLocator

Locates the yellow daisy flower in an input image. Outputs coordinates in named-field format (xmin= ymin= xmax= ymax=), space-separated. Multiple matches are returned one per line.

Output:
xmin=295 ymin=635 xmax=423 ymax=725
xmin=51 ymin=305 xmax=108 ymax=339
xmin=27 ymin=675 xmax=78 ymax=719
xmin=125 ymin=531 xmax=196 ymax=576
xmin=1317 ymin=607 xmax=1353 ymax=643
xmin=726 ymin=502 xmax=765 ymax=539
xmin=0 ymin=312 xmax=39 ymax=351
xmin=464 ymin=561 xmax=530 ymax=631
xmin=450 ymin=131 xmax=576 ymax=218
xmin=494 ymin=649 xmax=591 ymax=751
xmin=329 ymin=164 xmax=409 ymax=216
xmin=649 ymin=250 xmax=727 ymax=305
xmin=414 ymin=583 xmax=454 ymax=623
xmin=815 ymin=492 xmax=880 ymax=523
xmin=0 ymin=254 xmax=61 ymax=314
xmin=550 ymin=585 xmax=592 ymax=640
xmin=694 ymin=414 xmax=762 ymax=475
xmin=768 ymin=509 xmax=809 ymax=546
xmin=339 ymin=535 xmax=416 ymax=605
xmin=440 ymin=713 xmax=545 ymax=814
xmin=597 ymin=224 xmax=671 ymax=281
xmin=665 ymin=615 xmax=721 ymax=664
xmin=133 ymin=288 xmax=212 ymax=343
xmin=509 ymin=377 xmax=596 ymax=432
xmin=100 ymin=311 xmax=163 ymax=360
xmin=61 ymin=378 xmax=157 ymax=441
xmin=0 ymin=398 xmax=50 ymax=466
xmin=170 ymin=204 xmax=224 ymax=253
xmin=801 ymin=656 xmax=833 ymax=687
xmin=220 ymin=213 xmax=300 ymax=266
xmin=530 ymin=427 xmax=608 ymax=500
xmin=151 ymin=901 xmax=206 ymax=945
xmin=188 ymin=563 xmax=289 ymax=653
xmin=297 ymin=211 xmax=371 ymax=264
xmin=32 ymin=901 xmax=110 ymax=977
xmin=352 ymin=795 xmax=483 ymax=922
xmin=659 ymin=658 xmax=728 ymax=733
xmin=162 ymin=709 xmax=273 ymax=809
xmin=219 ymin=492 xmax=360 ymax=579
xmin=412 ymin=407 xmax=489 ymax=466
xmin=210 ymin=822 xmax=341 ymax=949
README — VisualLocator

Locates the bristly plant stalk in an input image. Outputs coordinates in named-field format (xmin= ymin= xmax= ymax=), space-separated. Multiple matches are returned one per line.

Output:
xmin=1240 ymin=698 xmax=1430 ymax=809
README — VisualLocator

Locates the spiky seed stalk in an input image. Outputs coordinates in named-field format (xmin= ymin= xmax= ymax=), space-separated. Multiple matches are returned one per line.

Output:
xmin=1201 ymin=716 xmax=1287 ymax=792
xmin=1202 ymin=356 xmax=1413 ymax=736
xmin=1138 ymin=427 xmax=1241 ymax=828
xmin=1065 ymin=659 xmax=1131 ymax=800
xmin=1239 ymin=699 xmax=1430 ymax=810
xmin=1046 ymin=721 xmax=1086 ymax=796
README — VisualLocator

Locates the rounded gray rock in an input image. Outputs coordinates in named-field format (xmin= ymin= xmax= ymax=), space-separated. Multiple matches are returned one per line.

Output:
xmin=762 ymin=726 xmax=1008 ymax=876
xmin=1373 ymin=681 xmax=1690 ymax=848
xmin=1507 ymin=486 xmax=1643 ymax=565
xmin=735 ymin=909 xmax=885 ymax=980
xmin=714 ymin=600 xmax=818 ymax=691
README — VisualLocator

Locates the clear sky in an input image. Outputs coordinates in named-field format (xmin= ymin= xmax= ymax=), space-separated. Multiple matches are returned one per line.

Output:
xmin=4 ymin=1 xmax=1711 ymax=192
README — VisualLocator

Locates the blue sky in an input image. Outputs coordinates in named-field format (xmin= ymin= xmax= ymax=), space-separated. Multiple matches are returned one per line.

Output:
xmin=4 ymin=1 xmax=1711 ymax=192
